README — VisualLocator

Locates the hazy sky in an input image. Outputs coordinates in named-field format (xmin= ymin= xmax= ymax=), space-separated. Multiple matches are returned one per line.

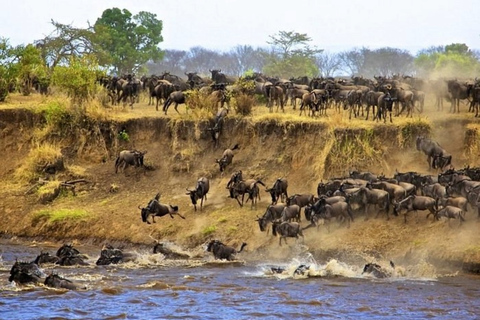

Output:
xmin=1 ymin=0 xmax=479 ymax=54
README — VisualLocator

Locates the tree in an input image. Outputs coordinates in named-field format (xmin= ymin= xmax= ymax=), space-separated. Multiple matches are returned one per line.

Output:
xmin=35 ymin=20 xmax=95 ymax=70
xmin=315 ymin=52 xmax=342 ymax=77
xmin=263 ymin=30 xmax=322 ymax=78
xmin=338 ymin=47 xmax=414 ymax=77
xmin=414 ymin=43 xmax=480 ymax=78
xmin=51 ymin=55 xmax=100 ymax=111
xmin=93 ymin=8 xmax=164 ymax=74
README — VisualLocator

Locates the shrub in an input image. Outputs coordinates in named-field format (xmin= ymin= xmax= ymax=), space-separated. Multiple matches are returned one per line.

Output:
xmin=234 ymin=93 xmax=255 ymax=116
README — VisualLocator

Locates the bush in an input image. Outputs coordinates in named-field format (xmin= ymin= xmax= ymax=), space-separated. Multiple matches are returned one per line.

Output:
xmin=234 ymin=93 xmax=255 ymax=116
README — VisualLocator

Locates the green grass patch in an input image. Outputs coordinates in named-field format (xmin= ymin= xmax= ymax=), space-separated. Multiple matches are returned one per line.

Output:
xmin=202 ymin=225 xmax=217 ymax=236
xmin=33 ymin=208 xmax=90 ymax=223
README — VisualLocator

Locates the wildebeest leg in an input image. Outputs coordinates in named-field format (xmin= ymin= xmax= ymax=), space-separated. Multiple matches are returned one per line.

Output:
xmin=176 ymin=212 xmax=186 ymax=219
xmin=174 ymin=102 xmax=180 ymax=114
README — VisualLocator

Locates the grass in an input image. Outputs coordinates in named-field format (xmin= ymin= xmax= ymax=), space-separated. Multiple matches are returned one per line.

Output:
xmin=202 ymin=225 xmax=217 ymax=236
xmin=14 ymin=143 xmax=63 ymax=182
xmin=32 ymin=208 xmax=91 ymax=223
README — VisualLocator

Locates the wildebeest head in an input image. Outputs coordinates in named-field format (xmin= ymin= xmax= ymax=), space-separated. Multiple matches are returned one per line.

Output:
xmin=216 ymin=158 xmax=229 ymax=172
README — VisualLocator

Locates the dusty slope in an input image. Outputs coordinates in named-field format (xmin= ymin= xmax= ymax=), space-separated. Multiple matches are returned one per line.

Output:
xmin=1 ymin=99 xmax=480 ymax=273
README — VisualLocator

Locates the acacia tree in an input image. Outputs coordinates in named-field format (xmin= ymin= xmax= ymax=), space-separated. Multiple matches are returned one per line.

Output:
xmin=93 ymin=8 xmax=164 ymax=74
xmin=35 ymin=20 xmax=95 ymax=70
xmin=263 ymin=31 xmax=322 ymax=78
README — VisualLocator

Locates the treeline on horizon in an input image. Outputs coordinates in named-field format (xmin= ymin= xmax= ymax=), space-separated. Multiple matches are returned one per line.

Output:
xmin=0 ymin=7 xmax=479 ymax=104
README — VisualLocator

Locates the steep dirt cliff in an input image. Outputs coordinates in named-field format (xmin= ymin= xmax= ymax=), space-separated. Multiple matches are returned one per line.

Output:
xmin=1 ymin=107 xmax=480 ymax=273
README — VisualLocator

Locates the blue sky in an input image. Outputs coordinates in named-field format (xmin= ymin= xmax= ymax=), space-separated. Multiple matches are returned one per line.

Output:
xmin=1 ymin=0 xmax=478 ymax=54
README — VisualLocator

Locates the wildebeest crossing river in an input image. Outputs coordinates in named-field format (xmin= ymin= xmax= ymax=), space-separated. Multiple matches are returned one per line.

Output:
xmin=1 ymin=238 xmax=480 ymax=319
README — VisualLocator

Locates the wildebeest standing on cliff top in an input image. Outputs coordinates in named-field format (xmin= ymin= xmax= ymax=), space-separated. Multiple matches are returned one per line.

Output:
xmin=115 ymin=150 xmax=147 ymax=174
xmin=186 ymin=177 xmax=210 ymax=211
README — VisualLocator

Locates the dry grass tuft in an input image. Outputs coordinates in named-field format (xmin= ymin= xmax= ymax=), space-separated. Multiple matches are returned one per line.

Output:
xmin=14 ymin=143 xmax=63 ymax=182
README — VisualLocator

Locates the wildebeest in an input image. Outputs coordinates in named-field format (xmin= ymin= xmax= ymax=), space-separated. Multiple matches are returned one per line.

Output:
xmin=33 ymin=251 xmax=59 ymax=265
xmin=216 ymin=144 xmax=239 ymax=172
xmin=186 ymin=177 xmax=210 ymax=211
xmin=256 ymin=204 xmax=286 ymax=234
xmin=44 ymin=273 xmax=78 ymax=290
xmin=306 ymin=198 xmax=354 ymax=229
xmin=347 ymin=186 xmax=390 ymax=220
xmin=370 ymin=181 xmax=407 ymax=207
xmin=265 ymin=178 xmax=288 ymax=205
xmin=393 ymin=195 xmax=436 ymax=223
xmin=281 ymin=204 xmax=301 ymax=222
xmin=272 ymin=221 xmax=304 ymax=246
xmin=286 ymin=194 xmax=315 ymax=220
xmin=228 ymin=172 xmax=266 ymax=208
xmin=115 ymin=150 xmax=147 ymax=174
xmin=433 ymin=205 xmax=465 ymax=225
xmin=209 ymin=69 xmax=236 ymax=85
xmin=362 ymin=261 xmax=395 ymax=278
xmin=140 ymin=193 xmax=185 ymax=223
xmin=446 ymin=79 xmax=471 ymax=113
xmin=207 ymin=107 xmax=229 ymax=148
xmin=95 ymin=244 xmax=136 ymax=265
xmin=9 ymin=261 xmax=44 ymax=285
xmin=54 ymin=244 xmax=89 ymax=266
xmin=163 ymin=90 xmax=186 ymax=115
xmin=206 ymin=240 xmax=247 ymax=261
xmin=416 ymin=136 xmax=451 ymax=170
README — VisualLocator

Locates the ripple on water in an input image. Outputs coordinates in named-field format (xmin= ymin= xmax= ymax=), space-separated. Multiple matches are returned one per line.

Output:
xmin=101 ymin=287 xmax=123 ymax=295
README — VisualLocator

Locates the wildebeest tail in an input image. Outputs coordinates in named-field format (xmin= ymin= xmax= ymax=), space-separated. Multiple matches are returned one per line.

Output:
xmin=114 ymin=156 xmax=121 ymax=172
xmin=459 ymin=211 xmax=466 ymax=222
xmin=238 ymin=242 xmax=247 ymax=253
xmin=231 ymin=143 xmax=240 ymax=151
xmin=255 ymin=179 xmax=266 ymax=187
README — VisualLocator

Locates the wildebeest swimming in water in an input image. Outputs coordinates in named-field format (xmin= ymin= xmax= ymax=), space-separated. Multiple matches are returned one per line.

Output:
xmin=9 ymin=261 xmax=45 ymax=285
xmin=33 ymin=251 xmax=60 ymax=265
xmin=55 ymin=244 xmax=89 ymax=266
xmin=95 ymin=244 xmax=136 ymax=265
xmin=362 ymin=261 xmax=395 ymax=278
xmin=44 ymin=273 xmax=79 ymax=290
xmin=206 ymin=240 xmax=247 ymax=261
xmin=140 ymin=193 xmax=185 ymax=223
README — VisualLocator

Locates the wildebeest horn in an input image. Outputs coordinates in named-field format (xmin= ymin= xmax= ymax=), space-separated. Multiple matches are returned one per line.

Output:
xmin=138 ymin=206 xmax=143 ymax=210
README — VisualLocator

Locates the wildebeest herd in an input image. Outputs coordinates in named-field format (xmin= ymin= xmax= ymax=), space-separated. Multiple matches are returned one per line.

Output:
xmin=125 ymin=128 xmax=479 ymax=251
xmin=97 ymin=71 xmax=480 ymax=123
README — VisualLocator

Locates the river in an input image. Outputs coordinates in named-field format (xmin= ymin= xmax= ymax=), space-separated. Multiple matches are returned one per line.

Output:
xmin=1 ymin=238 xmax=479 ymax=320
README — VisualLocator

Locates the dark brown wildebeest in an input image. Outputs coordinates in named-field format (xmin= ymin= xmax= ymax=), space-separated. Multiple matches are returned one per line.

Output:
xmin=206 ymin=240 xmax=247 ymax=261
xmin=393 ymin=195 xmax=436 ymax=223
xmin=416 ymin=136 xmax=452 ymax=170
xmin=446 ymin=79 xmax=471 ymax=113
xmin=186 ymin=177 xmax=210 ymax=211
xmin=286 ymin=194 xmax=315 ymax=220
xmin=228 ymin=171 xmax=266 ymax=208
xmin=33 ymin=252 xmax=59 ymax=265
xmin=256 ymin=204 xmax=286 ymax=234
xmin=265 ymin=178 xmax=288 ymax=205
xmin=140 ymin=193 xmax=185 ymax=223
xmin=163 ymin=91 xmax=186 ymax=115
xmin=115 ymin=150 xmax=147 ymax=174
xmin=216 ymin=144 xmax=240 ymax=173
xmin=370 ymin=181 xmax=407 ymax=206
xmin=9 ymin=261 xmax=44 ymax=285
xmin=271 ymin=221 xmax=304 ymax=246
